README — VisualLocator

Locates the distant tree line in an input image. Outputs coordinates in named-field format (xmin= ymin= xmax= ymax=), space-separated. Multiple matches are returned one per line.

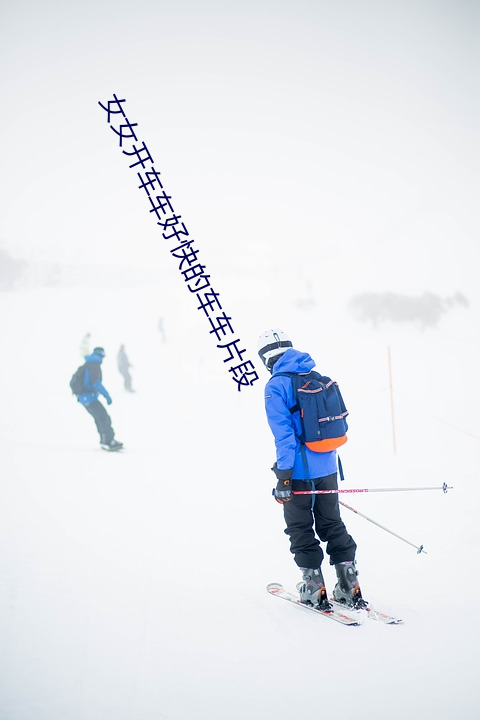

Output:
xmin=348 ymin=291 xmax=469 ymax=329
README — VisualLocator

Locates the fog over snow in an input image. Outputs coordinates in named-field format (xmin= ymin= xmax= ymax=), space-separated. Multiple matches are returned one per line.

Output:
xmin=1 ymin=2 xmax=479 ymax=719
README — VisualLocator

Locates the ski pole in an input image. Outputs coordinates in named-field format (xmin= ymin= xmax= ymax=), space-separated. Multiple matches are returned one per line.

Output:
xmin=292 ymin=482 xmax=452 ymax=496
xmin=338 ymin=499 xmax=427 ymax=554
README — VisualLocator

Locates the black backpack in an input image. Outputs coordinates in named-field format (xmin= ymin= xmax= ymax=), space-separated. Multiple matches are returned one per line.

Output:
xmin=70 ymin=364 xmax=87 ymax=395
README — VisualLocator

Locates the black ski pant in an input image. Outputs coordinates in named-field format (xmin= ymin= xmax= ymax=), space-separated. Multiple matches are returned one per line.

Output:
xmin=283 ymin=473 xmax=356 ymax=570
xmin=83 ymin=400 xmax=114 ymax=444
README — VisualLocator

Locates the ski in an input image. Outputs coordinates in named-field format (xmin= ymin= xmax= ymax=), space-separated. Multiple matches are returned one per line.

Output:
xmin=267 ymin=583 xmax=361 ymax=626
xmin=328 ymin=598 xmax=403 ymax=625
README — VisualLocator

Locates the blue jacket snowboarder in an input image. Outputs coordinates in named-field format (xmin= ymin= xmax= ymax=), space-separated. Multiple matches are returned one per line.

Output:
xmin=258 ymin=328 xmax=366 ymax=610
xmin=75 ymin=347 xmax=123 ymax=451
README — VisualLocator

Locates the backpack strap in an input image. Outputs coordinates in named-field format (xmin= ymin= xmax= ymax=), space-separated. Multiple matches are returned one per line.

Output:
xmin=299 ymin=443 xmax=312 ymax=483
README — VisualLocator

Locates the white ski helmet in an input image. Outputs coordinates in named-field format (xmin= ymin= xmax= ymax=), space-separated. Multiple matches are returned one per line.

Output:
xmin=257 ymin=329 xmax=293 ymax=370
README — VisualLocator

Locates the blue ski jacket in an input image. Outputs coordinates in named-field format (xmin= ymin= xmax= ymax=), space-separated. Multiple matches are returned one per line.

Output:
xmin=77 ymin=351 xmax=112 ymax=407
xmin=264 ymin=348 xmax=337 ymax=480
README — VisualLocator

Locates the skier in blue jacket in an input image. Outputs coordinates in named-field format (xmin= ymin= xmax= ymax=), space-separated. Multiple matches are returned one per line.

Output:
xmin=258 ymin=329 xmax=366 ymax=610
xmin=76 ymin=347 xmax=123 ymax=451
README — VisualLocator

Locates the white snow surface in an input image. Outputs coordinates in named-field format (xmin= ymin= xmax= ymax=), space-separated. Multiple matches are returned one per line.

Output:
xmin=0 ymin=283 xmax=478 ymax=720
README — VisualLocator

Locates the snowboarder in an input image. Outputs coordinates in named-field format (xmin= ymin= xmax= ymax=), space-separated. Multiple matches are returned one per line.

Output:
xmin=258 ymin=328 xmax=366 ymax=610
xmin=117 ymin=344 xmax=134 ymax=392
xmin=74 ymin=346 xmax=123 ymax=451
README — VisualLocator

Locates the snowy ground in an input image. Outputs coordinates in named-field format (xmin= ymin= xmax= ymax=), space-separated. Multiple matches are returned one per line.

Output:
xmin=1 ymin=282 xmax=478 ymax=720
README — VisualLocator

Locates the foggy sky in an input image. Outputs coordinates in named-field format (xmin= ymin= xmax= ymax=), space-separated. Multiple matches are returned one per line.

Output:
xmin=1 ymin=0 xmax=479 ymax=298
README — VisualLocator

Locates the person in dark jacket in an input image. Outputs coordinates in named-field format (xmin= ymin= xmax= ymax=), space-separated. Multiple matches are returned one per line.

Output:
xmin=117 ymin=344 xmax=134 ymax=392
xmin=76 ymin=347 xmax=123 ymax=451
xmin=258 ymin=328 xmax=366 ymax=610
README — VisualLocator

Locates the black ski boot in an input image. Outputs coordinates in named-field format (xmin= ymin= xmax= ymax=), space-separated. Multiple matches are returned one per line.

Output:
xmin=333 ymin=561 xmax=368 ymax=609
xmin=297 ymin=568 xmax=332 ymax=611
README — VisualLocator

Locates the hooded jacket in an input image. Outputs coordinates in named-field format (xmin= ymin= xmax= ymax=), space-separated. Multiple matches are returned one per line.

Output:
xmin=77 ymin=351 xmax=112 ymax=407
xmin=264 ymin=348 xmax=337 ymax=480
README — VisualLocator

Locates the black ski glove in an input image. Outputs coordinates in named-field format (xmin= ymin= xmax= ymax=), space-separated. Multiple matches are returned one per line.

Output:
xmin=271 ymin=463 xmax=293 ymax=504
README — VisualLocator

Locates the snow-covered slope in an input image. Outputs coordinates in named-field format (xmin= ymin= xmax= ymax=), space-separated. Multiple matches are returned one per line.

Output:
xmin=1 ymin=282 xmax=478 ymax=720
